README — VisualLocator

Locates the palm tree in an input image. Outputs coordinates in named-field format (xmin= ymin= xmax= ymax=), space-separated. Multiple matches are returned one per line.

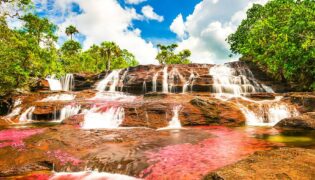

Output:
xmin=99 ymin=42 xmax=121 ymax=72
xmin=65 ymin=25 xmax=79 ymax=40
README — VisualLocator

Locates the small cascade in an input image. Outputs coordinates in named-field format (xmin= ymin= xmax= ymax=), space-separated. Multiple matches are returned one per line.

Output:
xmin=143 ymin=81 xmax=147 ymax=94
xmin=5 ymin=98 xmax=22 ymax=121
xmin=54 ymin=105 xmax=81 ymax=122
xmin=82 ymin=106 xmax=125 ymax=129
xmin=46 ymin=74 xmax=75 ymax=91
xmin=46 ymin=75 xmax=62 ymax=91
xmin=119 ymin=69 xmax=129 ymax=91
xmin=19 ymin=107 xmax=35 ymax=123
xmin=152 ymin=72 xmax=159 ymax=92
xmin=209 ymin=64 xmax=272 ymax=98
xmin=40 ymin=94 xmax=76 ymax=102
xmin=60 ymin=74 xmax=74 ymax=91
xmin=96 ymin=70 xmax=122 ymax=92
xmin=183 ymin=72 xmax=195 ymax=93
xmin=168 ymin=68 xmax=185 ymax=93
xmin=158 ymin=105 xmax=182 ymax=130
xmin=240 ymin=102 xmax=299 ymax=126
xmin=162 ymin=66 xmax=169 ymax=93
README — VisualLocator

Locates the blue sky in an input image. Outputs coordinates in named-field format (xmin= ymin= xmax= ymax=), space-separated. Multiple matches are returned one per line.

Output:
xmin=33 ymin=0 xmax=268 ymax=64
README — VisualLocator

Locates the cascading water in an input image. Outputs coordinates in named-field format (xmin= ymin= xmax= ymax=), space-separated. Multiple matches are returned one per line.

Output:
xmin=46 ymin=75 xmax=62 ymax=91
xmin=209 ymin=63 xmax=298 ymax=126
xmin=60 ymin=74 xmax=74 ymax=91
xmin=40 ymin=94 xmax=76 ymax=102
xmin=119 ymin=69 xmax=129 ymax=92
xmin=152 ymin=72 xmax=159 ymax=92
xmin=209 ymin=64 xmax=263 ymax=98
xmin=96 ymin=70 xmax=122 ymax=92
xmin=46 ymin=74 xmax=75 ymax=91
xmin=4 ymin=98 xmax=22 ymax=121
xmin=19 ymin=107 xmax=35 ymax=123
xmin=168 ymin=68 xmax=185 ymax=93
xmin=82 ymin=106 xmax=125 ymax=129
xmin=163 ymin=66 xmax=169 ymax=93
xmin=183 ymin=72 xmax=195 ymax=93
xmin=143 ymin=81 xmax=147 ymax=94
xmin=53 ymin=105 xmax=81 ymax=122
xmin=158 ymin=105 xmax=182 ymax=130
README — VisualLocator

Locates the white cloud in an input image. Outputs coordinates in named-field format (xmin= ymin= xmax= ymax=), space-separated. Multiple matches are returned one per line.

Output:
xmin=125 ymin=0 xmax=146 ymax=5
xmin=170 ymin=14 xmax=186 ymax=39
xmin=175 ymin=0 xmax=268 ymax=64
xmin=36 ymin=0 xmax=158 ymax=65
xmin=141 ymin=5 xmax=164 ymax=22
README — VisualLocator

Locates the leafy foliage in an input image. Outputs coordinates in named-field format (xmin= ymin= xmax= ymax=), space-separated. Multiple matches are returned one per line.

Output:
xmin=156 ymin=44 xmax=191 ymax=65
xmin=228 ymin=0 xmax=315 ymax=90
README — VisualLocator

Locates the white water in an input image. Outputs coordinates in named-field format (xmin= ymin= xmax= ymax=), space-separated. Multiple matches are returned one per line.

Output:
xmin=96 ymin=70 xmax=122 ymax=92
xmin=60 ymin=74 xmax=74 ymax=91
xmin=183 ymin=72 xmax=195 ymax=93
xmin=90 ymin=92 xmax=136 ymax=103
xmin=162 ymin=66 xmax=169 ymax=93
xmin=119 ymin=69 xmax=129 ymax=91
xmin=209 ymin=64 xmax=259 ymax=98
xmin=158 ymin=105 xmax=182 ymax=130
xmin=50 ymin=171 xmax=139 ymax=180
xmin=46 ymin=74 xmax=74 ymax=91
xmin=143 ymin=81 xmax=147 ymax=93
xmin=241 ymin=103 xmax=300 ymax=126
xmin=152 ymin=71 xmax=159 ymax=92
xmin=4 ymin=98 xmax=23 ymax=121
xmin=209 ymin=63 xmax=298 ymax=127
xmin=19 ymin=106 xmax=35 ymax=123
xmin=82 ymin=106 xmax=125 ymax=129
xmin=53 ymin=105 xmax=81 ymax=122
xmin=46 ymin=75 xmax=63 ymax=91
xmin=40 ymin=94 xmax=76 ymax=102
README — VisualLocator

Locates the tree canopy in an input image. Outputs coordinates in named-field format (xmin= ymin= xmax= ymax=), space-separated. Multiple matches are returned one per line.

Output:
xmin=228 ymin=0 xmax=315 ymax=90
xmin=0 ymin=1 xmax=140 ymax=96
xmin=156 ymin=44 xmax=191 ymax=65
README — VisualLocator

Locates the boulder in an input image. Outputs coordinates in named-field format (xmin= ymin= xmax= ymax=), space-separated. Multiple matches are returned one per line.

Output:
xmin=275 ymin=112 xmax=315 ymax=130
xmin=204 ymin=148 xmax=315 ymax=180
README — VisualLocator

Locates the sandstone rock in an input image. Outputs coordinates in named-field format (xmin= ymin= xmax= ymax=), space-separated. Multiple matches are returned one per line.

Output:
xmin=204 ymin=148 xmax=315 ymax=180
xmin=275 ymin=112 xmax=315 ymax=130
xmin=190 ymin=97 xmax=246 ymax=126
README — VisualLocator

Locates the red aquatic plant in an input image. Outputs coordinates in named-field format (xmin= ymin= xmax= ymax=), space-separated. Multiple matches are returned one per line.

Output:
xmin=0 ymin=129 xmax=44 ymax=149
xmin=47 ymin=150 xmax=82 ymax=166
xmin=140 ymin=126 xmax=281 ymax=180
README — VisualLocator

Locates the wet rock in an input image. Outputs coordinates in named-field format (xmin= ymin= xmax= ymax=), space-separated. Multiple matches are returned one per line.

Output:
xmin=190 ymin=97 xmax=246 ymax=126
xmin=286 ymin=92 xmax=315 ymax=112
xmin=245 ymin=93 xmax=275 ymax=100
xmin=275 ymin=112 xmax=315 ymax=130
xmin=204 ymin=148 xmax=315 ymax=180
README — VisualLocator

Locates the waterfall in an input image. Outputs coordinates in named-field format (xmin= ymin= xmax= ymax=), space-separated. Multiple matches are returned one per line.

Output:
xmin=40 ymin=94 xmax=76 ymax=102
xmin=240 ymin=103 xmax=300 ymax=126
xmin=209 ymin=63 xmax=298 ymax=127
xmin=209 ymin=64 xmax=260 ymax=98
xmin=183 ymin=72 xmax=195 ymax=93
xmin=46 ymin=74 xmax=75 ymax=91
xmin=163 ymin=66 xmax=169 ymax=93
xmin=53 ymin=105 xmax=81 ymax=122
xmin=82 ymin=106 xmax=125 ymax=129
xmin=19 ymin=107 xmax=35 ymax=123
xmin=143 ymin=81 xmax=147 ymax=94
xmin=158 ymin=105 xmax=182 ymax=130
xmin=119 ymin=69 xmax=129 ymax=91
xmin=46 ymin=75 xmax=62 ymax=91
xmin=152 ymin=72 xmax=159 ymax=92
xmin=96 ymin=70 xmax=122 ymax=92
xmin=5 ymin=98 xmax=23 ymax=121
xmin=50 ymin=171 xmax=139 ymax=180
xmin=60 ymin=74 xmax=74 ymax=91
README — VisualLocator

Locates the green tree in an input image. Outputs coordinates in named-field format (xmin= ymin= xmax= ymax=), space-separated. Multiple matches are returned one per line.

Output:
xmin=228 ymin=0 xmax=315 ymax=90
xmin=65 ymin=25 xmax=79 ymax=40
xmin=20 ymin=13 xmax=57 ymax=46
xmin=156 ymin=44 xmax=191 ymax=65
xmin=99 ymin=42 xmax=121 ymax=71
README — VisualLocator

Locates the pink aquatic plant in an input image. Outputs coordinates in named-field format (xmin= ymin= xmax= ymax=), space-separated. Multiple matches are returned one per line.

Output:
xmin=140 ymin=126 xmax=281 ymax=180
xmin=47 ymin=150 xmax=82 ymax=166
xmin=0 ymin=128 xmax=44 ymax=149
